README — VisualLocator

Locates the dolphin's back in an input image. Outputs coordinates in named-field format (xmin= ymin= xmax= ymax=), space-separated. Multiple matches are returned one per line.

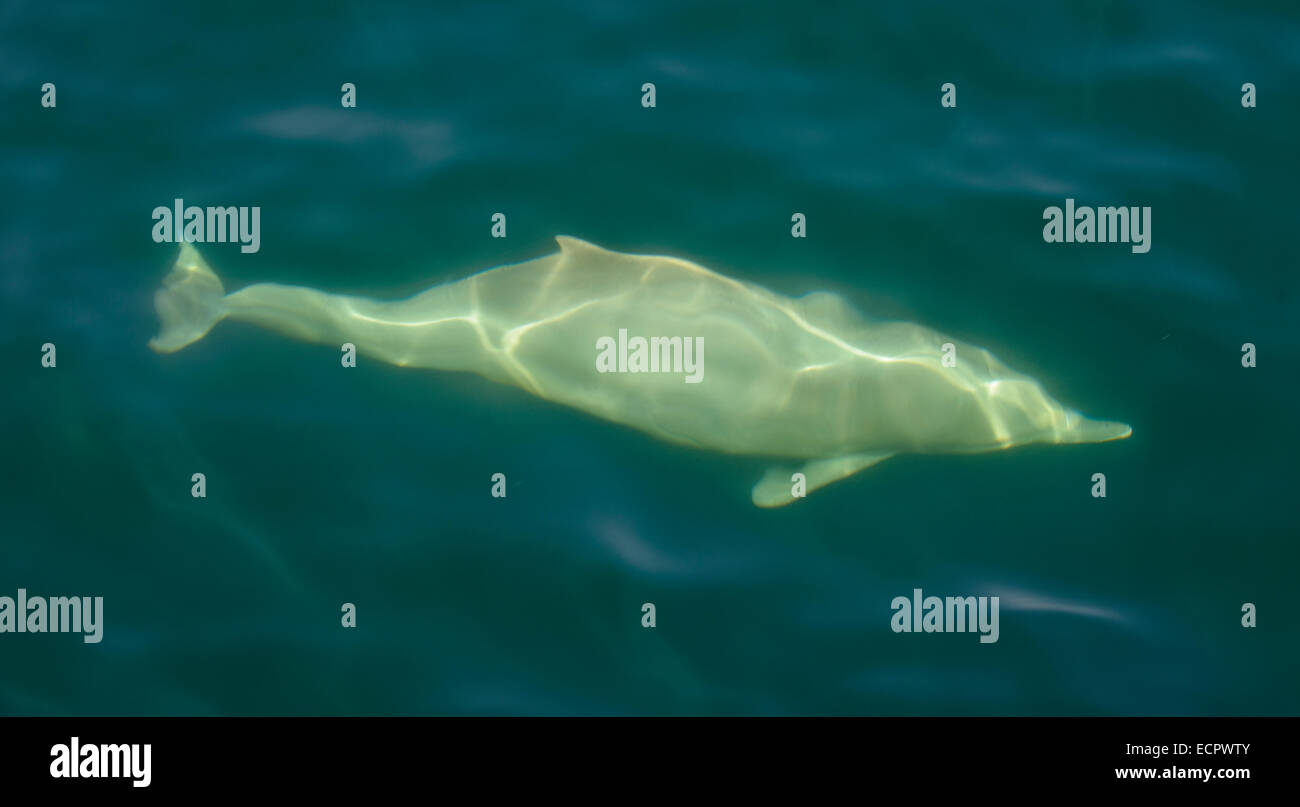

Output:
xmin=457 ymin=237 xmax=813 ymax=451
xmin=452 ymin=237 xmax=919 ymax=457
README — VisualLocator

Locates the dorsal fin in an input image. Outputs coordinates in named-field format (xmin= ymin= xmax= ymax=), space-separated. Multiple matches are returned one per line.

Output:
xmin=555 ymin=235 xmax=613 ymax=259
xmin=797 ymin=290 xmax=865 ymax=328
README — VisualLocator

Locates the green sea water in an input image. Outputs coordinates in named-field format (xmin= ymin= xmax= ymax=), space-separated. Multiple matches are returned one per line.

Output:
xmin=1 ymin=1 xmax=1297 ymax=715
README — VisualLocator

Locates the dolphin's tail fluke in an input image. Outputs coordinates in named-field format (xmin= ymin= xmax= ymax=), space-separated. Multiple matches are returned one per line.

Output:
xmin=148 ymin=243 xmax=227 ymax=353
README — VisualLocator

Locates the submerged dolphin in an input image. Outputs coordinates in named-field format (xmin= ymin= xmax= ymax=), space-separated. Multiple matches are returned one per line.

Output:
xmin=150 ymin=237 xmax=1131 ymax=506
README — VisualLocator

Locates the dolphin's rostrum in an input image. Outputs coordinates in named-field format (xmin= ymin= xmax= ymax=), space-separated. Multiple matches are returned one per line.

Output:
xmin=150 ymin=237 xmax=1131 ymax=506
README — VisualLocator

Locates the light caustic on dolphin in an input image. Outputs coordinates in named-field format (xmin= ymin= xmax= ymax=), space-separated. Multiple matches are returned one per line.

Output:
xmin=150 ymin=237 xmax=1131 ymax=506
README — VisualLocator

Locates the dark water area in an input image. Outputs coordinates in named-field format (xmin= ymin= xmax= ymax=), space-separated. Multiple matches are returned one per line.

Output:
xmin=1 ymin=1 xmax=1296 ymax=714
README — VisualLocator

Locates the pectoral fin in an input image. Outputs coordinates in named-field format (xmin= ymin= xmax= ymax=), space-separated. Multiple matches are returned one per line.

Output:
xmin=751 ymin=452 xmax=894 ymax=508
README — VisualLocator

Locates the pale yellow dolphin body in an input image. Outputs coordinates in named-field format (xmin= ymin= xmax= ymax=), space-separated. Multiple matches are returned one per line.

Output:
xmin=150 ymin=237 xmax=1130 ymax=506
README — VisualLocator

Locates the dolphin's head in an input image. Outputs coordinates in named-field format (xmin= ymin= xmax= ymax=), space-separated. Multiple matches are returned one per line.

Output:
xmin=1015 ymin=396 xmax=1132 ymax=447
xmin=973 ymin=375 xmax=1132 ymax=448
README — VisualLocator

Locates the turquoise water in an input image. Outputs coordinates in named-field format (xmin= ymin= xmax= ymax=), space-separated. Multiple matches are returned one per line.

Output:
xmin=2 ymin=1 xmax=1297 ymax=715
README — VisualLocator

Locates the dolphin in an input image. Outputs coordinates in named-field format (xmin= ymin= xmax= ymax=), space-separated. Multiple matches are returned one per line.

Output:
xmin=149 ymin=237 xmax=1131 ymax=506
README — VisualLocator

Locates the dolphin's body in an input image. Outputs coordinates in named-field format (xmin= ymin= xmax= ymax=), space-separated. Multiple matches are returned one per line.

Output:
xmin=150 ymin=237 xmax=1130 ymax=506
